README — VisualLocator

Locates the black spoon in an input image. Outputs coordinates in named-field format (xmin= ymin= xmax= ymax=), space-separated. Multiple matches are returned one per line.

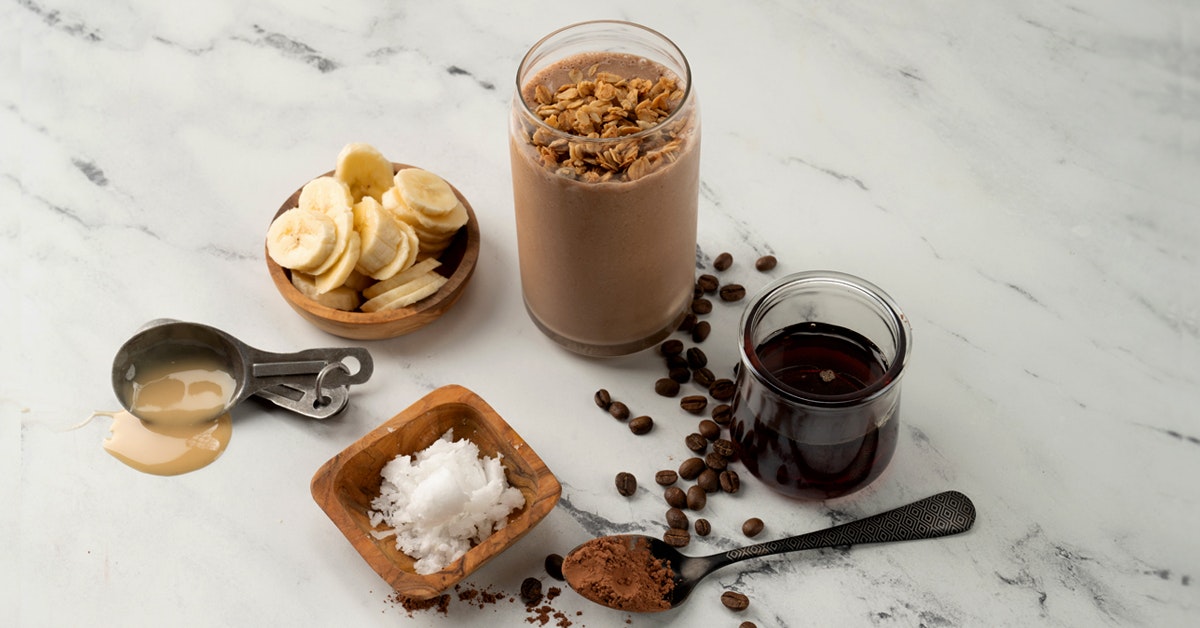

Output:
xmin=563 ymin=490 xmax=976 ymax=612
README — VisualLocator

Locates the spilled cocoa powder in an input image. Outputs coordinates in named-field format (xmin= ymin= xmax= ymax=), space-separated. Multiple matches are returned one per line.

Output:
xmin=386 ymin=582 xmax=578 ymax=626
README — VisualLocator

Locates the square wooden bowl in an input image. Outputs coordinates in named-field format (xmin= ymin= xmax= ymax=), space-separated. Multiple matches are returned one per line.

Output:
xmin=310 ymin=385 xmax=561 ymax=600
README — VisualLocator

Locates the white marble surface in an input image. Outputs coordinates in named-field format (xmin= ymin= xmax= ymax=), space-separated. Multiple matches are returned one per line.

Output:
xmin=5 ymin=0 xmax=1198 ymax=626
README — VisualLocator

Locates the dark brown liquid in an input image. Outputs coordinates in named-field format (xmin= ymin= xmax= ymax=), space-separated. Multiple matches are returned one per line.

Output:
xmin=731 ymin=322 xmax=898 ymax=499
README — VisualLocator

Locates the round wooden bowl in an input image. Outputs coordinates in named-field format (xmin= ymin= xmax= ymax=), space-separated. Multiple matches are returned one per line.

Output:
xmin=266 ymin=163 xmax=480 ymax=340
xmin=311 ymin=385 xmax=562 ymax=599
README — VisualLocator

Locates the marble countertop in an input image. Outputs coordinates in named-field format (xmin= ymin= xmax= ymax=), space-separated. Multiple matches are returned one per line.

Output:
xmin=5 ymin=1 xmax=1197 ymax=626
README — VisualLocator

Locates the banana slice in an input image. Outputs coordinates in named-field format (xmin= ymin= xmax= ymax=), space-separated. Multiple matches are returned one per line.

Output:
xmin=362 ymin=257 xmax=441 ymax=300
xmin=342 ymin=269 xmax=375 ymax=293
xmin=360 ymin=271 xmax=447 ymax=313
xmin=352 ymin=196 xmax=405 ymax=276
xmin=313 ymin=231 xmax=362 ymax=294
xmin=298 ymin=176 xmax=354 ymax=215
xmin=394 ymin=168 xmax=459 ymax=217
xmin=307 ymin=207 xmax=354 ymax=276
xmin=266 ymin=208 xmax=338 ymax=272
xmin=291 ymin=272 xmax=361 ymax=311
xmin=335 ymin=143 xmax=394 ymax=203
xmin=366 ymin=227 xmax=413 ymax=281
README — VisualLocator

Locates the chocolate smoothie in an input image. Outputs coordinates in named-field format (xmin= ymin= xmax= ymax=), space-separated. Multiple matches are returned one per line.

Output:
xmin=510 ymin=28 xmax=700 ymax=356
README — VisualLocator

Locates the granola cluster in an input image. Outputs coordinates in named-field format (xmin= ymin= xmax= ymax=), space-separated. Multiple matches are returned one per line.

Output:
xmin=520 ymin=64 xmax=692 ymax=182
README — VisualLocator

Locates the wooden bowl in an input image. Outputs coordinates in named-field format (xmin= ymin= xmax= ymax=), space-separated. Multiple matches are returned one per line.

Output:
xmin=310 ymin=385 xmax=561 ymax=600
xmin=266 ymin=163 xmax=481 ymax=340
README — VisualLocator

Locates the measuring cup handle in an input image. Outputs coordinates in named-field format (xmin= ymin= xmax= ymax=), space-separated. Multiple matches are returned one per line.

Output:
xmin=242 ymin=346 xmax=374 ymax=392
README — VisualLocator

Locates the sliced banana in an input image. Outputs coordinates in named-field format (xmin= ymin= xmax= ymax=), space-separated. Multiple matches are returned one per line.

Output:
xmin=313 ymin=231 xmax=362 ymax=294
xmin=352 ymin=196 xmax=405 ymax=276
xmin=291 ymin=272 xmax=361 ymax=311
xmin=336 ymin=143 xmax=394 ymax=203
xmin=266 ymin=208 xmax=338 ymax=272
xmin=361 ymin=271 xmax=447 ymax=313
xmin=307 ymin=207 xmax=354 ymax=276
xmin=362 ymin=257 xmax=441 ymax=300
xmin=298 ymin=176 xmax=354 ymax=215
xmin=394 ymin=168 xmax=458 ymax=217
xmin=342 ymin=269 xmax=375 ymax=293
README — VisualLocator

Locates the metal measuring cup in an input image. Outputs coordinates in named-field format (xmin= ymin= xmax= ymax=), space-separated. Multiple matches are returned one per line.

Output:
xmin=111 ymin=319 xmax=374 ymax=420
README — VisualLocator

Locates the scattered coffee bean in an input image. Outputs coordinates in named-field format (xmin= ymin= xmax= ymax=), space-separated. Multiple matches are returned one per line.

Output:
xmin=719 ymin=469 xmax=741 ymax=494
xmin=694 ymin=518 xmax=712 ymax=537
xmin=740 ymin=621 xmax=758 ymax=628
xmin=608 ymin=400 xmax=630 ymax=420
xmin=677 ymin=313 xmax=697 ymax=332
xmin=594 ymin=388 xmax=612 ymax=410
xmin=705 ymin=452 xmax=728 ymax=471
xmin=686 ymin=347 xmax=708 ymax=368
xmin=721 ymin=590 xmax=750 ymax=611
xmin=692 ymin=366 xmax=715 ymax=389
xmin=678 ymin=457 xmax=706 ymax=480
xmin=755 ymin=254 xmax=777 ymax=272
xmin=712 ymin=438 xmax=736 ymax=458
xmin=742 ymin=517 xmax=764 ymax=538
xmin=655 ymin=469 xmax=678 ymax=486
xmin=520 ymin=577 xmax=544 ymax=606
xmin=691 ymin=320 xmax=711 ymax=343
xmin=544 ymin=554 xmax=564 ymax=580
xmin=664 ymin=486 xmax=687 ymax=509
xmin=686 ymin=485 xmax=707 ymax=510
xmin=615 ymin=472 xmax=637 ymax=496
xmin=696 ymin=468 xmax=720 ymax=493
xmin=660 ymin=339 xmax=684 ymax=356
xmin=665 ymin=354 xmax=688 ymax=370
xmin=668 ymin=366 xmax=691 ymax=384
xmin=698 ymin=419 xmax=721 ymax=440
xmin=719 ymin=283 xmax=746 ymax=302
xmin=629 ymin=415 xmax=654 ymax=435
xmin=709 ymin=378 xmax=736 ymax=401
xmin=713 ymin=252 xmax=733 ymax=271
xmin=693 ymin=284 xmax=703 ymax=299
xmin=685 ymin=432 xmax=708 ymax=454
xmin=666 ymin=507 xmax=689 ymax=530
xmin=654 ymin=377 xmax=680 ymax=397
xmin=663 ymin=527 xmax=690 ymax=547
xmin=696 ymin=274 xmax=719 ymax=293
xmin=691 ymin=298 xmax=713 ymax=315
xmin=711 ymin=403 xmax=732 ymax=425
xmin=680 ymin=395 xmax=708 ymax=414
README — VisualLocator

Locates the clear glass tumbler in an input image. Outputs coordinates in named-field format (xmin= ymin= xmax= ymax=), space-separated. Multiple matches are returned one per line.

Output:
xmin=509 ymin=20 xmax=700 ymax=356
xmin=729 ymin=271 xmax=912 ymax=499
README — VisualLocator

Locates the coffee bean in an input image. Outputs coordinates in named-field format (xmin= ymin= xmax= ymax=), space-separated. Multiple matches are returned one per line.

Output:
xmin=608 ymin=400 xmax=630 ymax=420
xmin=712 ymin=438 xmax=735 ymax=458
xmin=685 ymin=433 xmax=708 ymax=454
xmin=698 ymin=419 xmax=720 ymax=440
xmin=740 ymin=622 xmax=758 ymax=628
xmin=544 ymin=554 xmax=564 ymax=580
xmin=692 ymin=367 xmax=715 ymax=389
xmin=710 ymin=404 xmax=732 ymax=425
xmin=686 ymin=347 xmax=708 ymax=369
xmin=680 ymin=395 xmax=708 ymax=414
xmin=691 ymin=298 xmax=713 ymax=315
xmin=742 ymin=517 xmax=764 ymax=538
xmin=660 ymin=339 xmax=684 ymax=356
xmin=655 ymin=469 xmax=678 ymax=486
xmin=694 ymin=518 xmax=711 ymax=537
xmin=678 ymin=457 xmax=706 ymax=480
xmin=629 ymin=415 xmax=654 ymax=435
xmin=668 ymin=366 xmax=691 ymax=384
xmin=665 ymin=354 xmax=688 ymax=369
xmin=719 ymin=469 xmax=741 ymax=494
xmin=654 ymin=377 xmax=680 ymax=397
xmin=666 ymin=507 xmax=688 ymax=530
xmin=615 ymin=472 xmax=637 ymax=496
xmin=594 ymin=388 xmax=612 ymax=410
xmin=755 ymin=255 xmax=777 ymax=272
xmin=709 ymin=378 xmax=736 ymax=401
xmin=686 ymin=485 xmax=707 ymax=510
xmin=719 ymin=283 xmax=746 ymax=302
xmin=713 ymin=252 xmax=733 ymax=271
xmin=721 ymin=590 xmax=750 ymax=611
xmin=691 ymin=320 xmax=711 ymax=343
xmin=693 ymin=284 xmax=703 ymax=299
xmin=696 ymin=468 xmax=719 ymax=493
xmin=520 ymin=577 xmax=543 ymax=606
xmin=663 ymin=527 xmax=690 ymax=547
xmin=664 ymin=486 xmax=687 ymax=509
xmin=704 ymin=452 xmax=728 ymax=471
xmin=677 ymin=313 xmax=697 ymax=332
xmin=696 ymin=274 xmax=719 ymax=293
